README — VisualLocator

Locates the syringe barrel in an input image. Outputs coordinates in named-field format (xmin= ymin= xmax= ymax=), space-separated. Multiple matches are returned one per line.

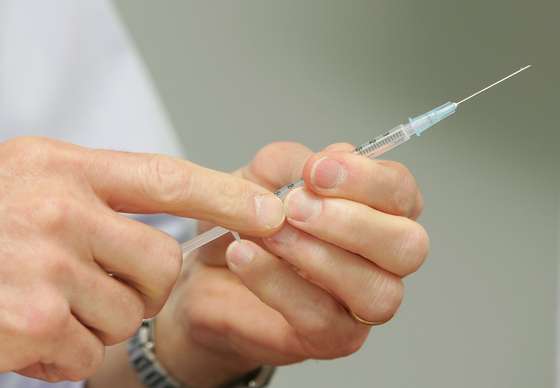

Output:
xmin=354 ymin=124 xmax=412 ymax=159
xmin=181 ymin=102 xmax=457 ymax=256
xmin=182 ymin=124 xmax=413 ymax=256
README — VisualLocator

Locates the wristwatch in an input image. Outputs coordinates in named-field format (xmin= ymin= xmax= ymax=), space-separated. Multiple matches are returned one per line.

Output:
xmin=128 ymin=319 xmax=276 ymax=388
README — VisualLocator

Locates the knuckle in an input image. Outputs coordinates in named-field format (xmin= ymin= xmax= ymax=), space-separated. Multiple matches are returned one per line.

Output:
xmin=32 ymin=196 xmax=73 ymax=234
xmin=177 ymin=279 xmax=227 ymax=336
xmin=124 ymin=304 xmax=145 ymax=337
xmin=142 ymin=241 xmax=181 ymax=317
xmin=252 ymin=142 xmax=283 ymax=167
xmin=157 ymin=238 xmax=182 ymax=293
xmin=105 ymin=292 xmax=145 ymax=345
xmin=143 ymin=298 xmax=164 ymax=319
xmin=253 ymin=142 xmax=306 ymax=166
xmin=83 ymin=343 xmax=104 ymax=378
xmin=213 ymin=179 xmax=249 ymax=218
xmin=181 ymin=297 xmax=216 ymax=338
xmin=337 ymin=331 xmax=368 ymax=357
xmin=20 ymin=293 xmax=71 ymax=340
xmin=305 ymin=315 xmax=332 ymax=339
xmin=324 ymin=142 xmax=355 ymax=152
xmin=182 ymin=300 xmax=204 ymax=330
xmin=69 ymin=341 xmax=104 ymax=381
xmin=370 ymin=275 xmax=404 ymax=323
xmin=42 ymin=252 xmax=74 ymax=281
xmin=183 ymin=298 xmax=215 ymax=337
xmin=411 ymin=190 xmax=425 ymax=220
xmin=301 ymin=317 xmax=367 ymax=359
xmin=297 ymin=299 xmax=333 ymax=340
xmin=388 ymin=163 xmax=418 ymax=216
xmin=143 ymin=155 xmax=193 ymax=205
xmin=41 ymin=365 xmax=65 ymax=383
xmin=396 ymin=222 xmax=430 ymax=275
xmin=250 ymin=142 xmax=310 ymax=182
xmin=5 ymin=136 xmax=47 ymax=152
xmin=4 ymin=136 xmax=56 ymax=170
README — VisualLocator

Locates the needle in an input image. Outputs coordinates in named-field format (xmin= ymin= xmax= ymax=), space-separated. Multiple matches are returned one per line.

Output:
xmin=456 ymin=65 xmax=532 ymax=105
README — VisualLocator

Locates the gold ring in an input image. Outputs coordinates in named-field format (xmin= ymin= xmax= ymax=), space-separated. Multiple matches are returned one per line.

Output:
xmin=348 ymin=310 xmax=381 ymax=326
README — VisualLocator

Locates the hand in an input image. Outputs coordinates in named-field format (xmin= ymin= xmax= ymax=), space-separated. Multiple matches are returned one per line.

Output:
xmin=0 ymin=137 xmax=284 ymax=382
xmin=154 ymin=142 xmax=429 ymax=388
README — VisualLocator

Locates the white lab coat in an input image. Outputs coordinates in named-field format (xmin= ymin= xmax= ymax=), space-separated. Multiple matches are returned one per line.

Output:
xmin=0 ymin=1 xmax=193 ymax=386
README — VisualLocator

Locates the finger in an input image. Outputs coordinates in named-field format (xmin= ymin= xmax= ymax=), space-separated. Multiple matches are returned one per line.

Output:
xmin=47 ymin=315 xmax=105 ymax=381
xmin=225 ymin=240 xmax=369 ymax=358
xmin=89 ymin=211 xmax=182 ymax=317
xmin=322 ymin=142 xmax=355 ymax=152
xmin=17 ymin=316 xmax=104 ymax=382
xmin=284 ymin=188 xmax=429 ymax=276
xmin=67 ymin=261 xmax=145 ymax=345
xmin=303 ymin=152 xmax=423 ymax=219
xmin=84 ymin=150 xmax=284 ymax=235
xmin=264 ymin=225 xmax=403 ymax=324
xmin=238 ymin=142 xmax=354 ymax=191
xmin=238 ymin=142 xmax=313 ymax=190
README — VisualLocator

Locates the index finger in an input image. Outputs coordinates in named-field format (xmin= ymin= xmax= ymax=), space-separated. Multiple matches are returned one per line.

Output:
xmin=83 ymin=150 xmax=285 ymax=236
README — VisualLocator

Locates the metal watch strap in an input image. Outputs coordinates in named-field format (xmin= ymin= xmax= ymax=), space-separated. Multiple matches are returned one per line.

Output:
xmin=128 ymin=319 xmax=183 ymax=388
xmin=128 ymin=319 xmax=276 ymax=388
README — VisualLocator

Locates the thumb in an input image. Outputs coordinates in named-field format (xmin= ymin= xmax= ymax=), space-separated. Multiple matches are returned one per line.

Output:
xmin=83 ymin=150 xmax=285 ymax=236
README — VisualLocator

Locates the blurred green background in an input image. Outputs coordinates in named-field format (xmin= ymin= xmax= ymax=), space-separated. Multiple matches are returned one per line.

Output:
xmin=114 ymin=1 xmax=559 ymax=387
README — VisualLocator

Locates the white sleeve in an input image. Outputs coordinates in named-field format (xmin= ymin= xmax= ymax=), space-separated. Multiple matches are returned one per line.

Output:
xmin=0 ymin=0 xmax=185 ymax=156
xmin=0 ymin=0 xmax=196 ymax=240
xmin=0 ymin=374 xmax=84 ymax=388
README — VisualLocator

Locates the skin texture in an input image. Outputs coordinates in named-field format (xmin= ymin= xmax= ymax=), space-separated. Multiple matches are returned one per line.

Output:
xmin=0 ymin=137 xmax=284 ymax=382
xmin=89 ymin=142 xmax=429 ymax=388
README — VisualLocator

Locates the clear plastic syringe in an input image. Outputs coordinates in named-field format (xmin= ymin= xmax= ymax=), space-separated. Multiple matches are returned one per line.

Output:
xmin=181 ymin=65 xmax=531 ymax=257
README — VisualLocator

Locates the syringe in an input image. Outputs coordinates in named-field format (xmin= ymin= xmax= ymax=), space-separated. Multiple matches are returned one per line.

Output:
xmin=181 ymin=65 xmax=532 ymax=257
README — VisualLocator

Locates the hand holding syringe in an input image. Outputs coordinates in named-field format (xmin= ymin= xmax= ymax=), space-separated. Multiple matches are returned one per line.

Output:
xmin=182 ymin=65 xmax=531 ymax=257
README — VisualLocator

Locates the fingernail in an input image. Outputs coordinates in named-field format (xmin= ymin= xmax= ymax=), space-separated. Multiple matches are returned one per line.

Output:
xmin=226 ymin=241 xmax=255 ymax=268
xmin=285 ymin=188 xmax=322 ymax=222
xmin=254 ymin=194 xmax=285 ymax=229
xmin=311 ymin=157 xmax=346 ymax=189
xmin=267 ymin=225 xmax=298 ymax=245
